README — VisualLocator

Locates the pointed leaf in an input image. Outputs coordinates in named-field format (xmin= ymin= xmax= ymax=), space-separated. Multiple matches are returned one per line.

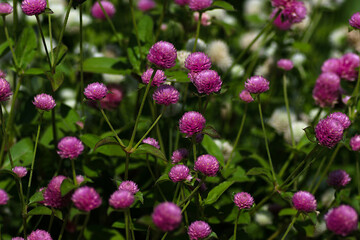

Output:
xmin=28 ymin=191 xmax=45 ymax=205
xmin=212 ymin=1 xmax=235 ymax=11
xmin=204 ymin=181 xmax=234 ymax=205
xmin=93 ymin=137 xmax=119 ymax=151
xmin=15 ymin=27 xmax=37 ymax=68
xmin=138 ymin=15 xmax=154 ymax=43
xmin=278 ymin=208 xmax=297 ymax=216
xmin=135 ymin=191 xmax=144 ymax=204
xmin=46 ymin=71 xmax=64 ymax=92
xmin=50 ymin=43 xmax=68 ymax=66
xmin=155 ymin=173 xmax=170 ymax=185
xmin=246 ymin=167 xmax=272 ymax=183
xmin=201 ymin=135 xmax=224 ymax=167
xmin=44 ymin=8 xmax=54 ymax=14
xmin=28 ymin=206 xmax=52 ymax=216
xmin=134 ymin=144 xmax=167 ymax=162
xmin=304 ymin=126 xmax=317 ymax=143
xmin=202 ymin=126 xmax=221 ymax=139
xmin=164 ymin=70 xmax=190 ymax=83
xmin=82 ymin=57 xmax=130 ymax=74
xmin=60 ymin=178 xmax=76 ymax=196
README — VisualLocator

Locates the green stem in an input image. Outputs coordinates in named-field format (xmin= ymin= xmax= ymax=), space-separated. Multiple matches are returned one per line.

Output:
xmin=250 ymin=191 xmax=276 ymax=215
xmin=226 ymin=104 xmax=248 ymax=169
xmin=179 ymin=177 xmax=205 ymax=207
xmin=233 ymin=210 xmax=241 ymax=240
xmin=71 ymin=159 xmax=78 ymax=185
xmin=201 ymin=95 xmax=210 ymax=114
xmin=192 ymin=11 xmax=202 ymax=52
xmin=281 ymin=211 xmax=300 ymax=240
xmin=51 ymin=108 xmax=57 ymax=148
xmin=99 ymin=107 xmax=125 ymax=148
xmin=48 ymin=209 xmax=55 ymax=232
xmin=278 ymin=152 xmax=294 ymax=178
xmin=128 ymin=209 xmax=136 ymax=240
xmin=2 ymin=16 xmax=19 ymax=71
xmin=283 ymin=74 xmax=295 ymax=147
xmin=26 ymin=113 xmax=43 ymax=203
xmin=146 ymin=154 xmax=167 ymax=201
xmin=47 ymin=0 xmax=54 ymax=66
xmin=35 ymin=14 xmax=52 ymax=70
xmin=161 ymin=232 xmax=168 ymax=240
xmin=357 ymin=154 xmax=360 ymax=195
xmin=0 ymin=106 xmax=14 ymax=168
xmin=125 ymin=210 xmax=129 ymax=240
xmin=172 ymin=182 xmax=181 ymax=202
xmin=258 ymin=95 xmax=277 ymax=185
xmin=308 ymin=156 xmax=326 ymax=192
xmin=77 ymin=212 xmax=91 ymax=240
xmin=58 ymin=208 xmax=70 ymax=240
xmin=12 ymin=0 xmax=17 ymax=41
xmin=155 ymin=0 xmax=168 ymax=42
xmin=79 ymin=5 xmax=85 ymax=116
xmin=15 ymin=177 xmax=27 ymax=238
xmin=125 ymin=153 xmax=130 ymax=180
xmin=128 ymin=0 xmax=143 ymax=61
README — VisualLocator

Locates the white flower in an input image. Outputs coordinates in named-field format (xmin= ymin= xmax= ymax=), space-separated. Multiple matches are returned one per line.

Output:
xmin=348 ymin=30 xmax=360 ymax=52
xmin=102 ymin=74 xmax=126 ymax=84
xmin=320 ymin=188 xmax=335 ymax=208
xmin=313 ymin=221 xmax=327 ymax=237
xmin=214 ymin=139 xmax=234 ymax=162
xmin=59 ymin=88 xmax=76 ymax=108
xmin=291 ymin=53 xmax=306 ymax=66
xmin=254 ymin=58 xmax=274 ymax=77
xmin=244 ymin=0 xmax=266 ymax=18
xmin=239 ymin=31 xmax=262 ymax=52
xmin=206 ymin=40 xmax=233 ymax=71
xmin=329 ymin=26 xmax=347 ymax=47
xmin=66 ymin=10 xmax=92 ymax=33
xmin=255 ymin=211 xmax=273 ymax=226
xmin=284 ymin=121 xmax=307 ymax=144
xmin=268 ymin=108 xmax=296 ymax=135
xmin=177 ymin=50 xmax=191 ymax=69
xmin=206 ymin=9 xmax=226 ymax=20
xmin=231 ymin=65 xmax=245 ymax=78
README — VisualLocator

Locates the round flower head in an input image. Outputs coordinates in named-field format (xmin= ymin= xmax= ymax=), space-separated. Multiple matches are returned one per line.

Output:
xmin=76 ymin=175 xmax=85 ymax=185
xmin=185 ymin=52 xmax=212 ymax=73
xmin=245 ymin=75 xmax=270 ymax=94
xmin=312 ymin=72 xmax=340 ymax=108
xmin=72 ymin=186 xmax=102 ymax=212
xmin=0 ymin=78 xmax=12 ymax=102
xmin=84 ymin=82 xmax=108 ymax=100
xmin=0 ymin=3 xmax=13 ymax=15
xmin=193 ymin=70 xmax=222 ymax=95
xmin=0 ymin=189 xmax=9 ymax=205
xmin=0 ymin=70 xmax=5 ymax=78
xmin=91 ymin=1 xmax=116 ymax=19
xmin=194 ymin=154 xmax=219 ymax=177
xmin=234 ymin=192 xmax=254 ymax=209
xmin=321 ymin=58 xmax=341 ymax=75
xmin=189 ymin=0 xmax=212 ymax=11
xmin=118 ymin=180 xmax=139 ymax=194
xmin=239 ymin=89 xmax=254 ymax=103
xmin=175 ymin=0 xmax=190 ymax=6
xmin=141 ymin=68 xmax=167 ymax=86
xmin=272 ymin=9 xmax=292 ymax=30
xmin=325 ymin=205 xmax=358 ymax=236
xmin=339 ymin=53 xmax=360 ymax=81
xmin=179 ymin=111 xmax=206 ymax=137
xmin=137 ymin=0 xmax=155 ymax=11
xmin=271 ymin=0 xmax=290 ymax=7
xmin=292 ymin=191 xmax=317 ymax=212
xmin=315 ymin=117 xmax=344 ymax=148
xmin=278 ymin=1 xmax=306 ymax=24
xmin=153 ymin=85 xmax=180 ymax=106
xmin=327 ymin=170 xmax=351 ymax=188
xmin=142 ymin=137 xmax=160 ymax=149
xmin=27 ymin=229 xmax=52 ymax=240
xmin=171 ymin=148 xmax=188 ymax=164
xmin=21 ymin=0 xmax=46 ymax=15
xmin=43 ymin=175 xmax=71 ymax=208
xmin=100 ymin=84 xmax=123 ymax=110
xmin=169 ymin=165 xmax=190 ymax=182
xmin=277 ymin=59 xmax=294 ymax=71
xmin=188 ymin=221 xmax=212 ymax=240
xmin=12 ymin=166 xmax=27 ymax=178
xmin=109 ymin=190 xmax=134 ymax=209
xmin=33 ymin=93 xmax=56 ymax=111
xmin=57 ymin=136 xmax=84 ymax=159
xmin=349 ymin=12 xmax=360 ymax=29
xmin=328 ymin=112 xmax=351 ymax=129
xmin=350 ymin=135 xmax=360 ymax=151
xmin=147 ymin=41 xmax=177 ymax=69
xmin=152 ymin=202 xmax=182 ymax=231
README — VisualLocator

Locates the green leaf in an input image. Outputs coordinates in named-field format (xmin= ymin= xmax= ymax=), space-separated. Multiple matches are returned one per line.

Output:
xmin=202 ymin=126 xmax=221 ymax=139
xmin=164 ymin=70 xmax=190 ymax=83
xmin=204 ymin=181 xmax=234 ymax=205
xmin=24 ymin=68 xmax=45 ymax=75
xmin=293 ymin=42 xmax=312 ymax=53
xmin=50 ymin=43 xmax=68 ymax=66
xmin=28 ymin=206 xmax=52 ymax=216
xmin=93 ymin=137 xmax=119 ymax=152
xmin=134 ymin=144 xmax=167 ymax=162
xmin=28 ymin=191 xmax=44 ymax=205
xmin=15 ymin=27 xmax=37 ymax=69
xmin=80 ymin=134 xmax=126 ymax=157
xmin=127 ymin=48 xmax=140 ymax=72
xmin=44 ymin=7 xmax=54 ymax=14
xmin=135 ymin=191 xmax=144 ymax=204
xmin=307 ymin=212 xmax=317 ymax=225
xmin=304 ymin=126 xmax=317 ymax=143
xmin=45 ymin=70 xmax=64 ymax=92
xmin=155 ymin=173 xmax=170 ymax=185
xmin=60 ymin=178 xmax=76 ymax=196
xmin=246 ymin=167 xmax=272 ymax=183
xmin=278 ymin=208 xmax=297 ymax=216
xmin=0 ymin=41 xmax=9 ymax=56
xmin=201 ymin=135 xmax=224 ymax=167
xmin=82 ymin=57 xmax=130 ymax=75
xmin=0 ymin=169 xmax=18 ymax=178
xmin=212 ymin=1 xmax=235 ymax=11
xmin=112 ymin=221 xmax=147 ymax=231
xmin=84 ymin=225 xmax=125 ymax=240
xmin=138 ymin=15 xmax=154 ymax=43
xmin=4 ymin=138 xmax=33 ymax=168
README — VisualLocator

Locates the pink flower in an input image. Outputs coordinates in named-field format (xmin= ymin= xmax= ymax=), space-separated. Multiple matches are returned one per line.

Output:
xmin=312 ymin=72 xmax=340 ymax=108
xmin=189 ymin=0 xmax=212 ymax=11
xmin=281 ymin=1 xmax=307 ymax=24
xmin=350 ymin=135 xmax=360 ymax=151
xmin=76 ymin=175 xmax=85 ymax=185
xmin=84 ymin=82 xmax=108 ymax=100
xmin=234 ymin=192 xmax=254 ymax=209
xmin=0 ymin=189 xmax=9 ymax=205
xmin=142 ymin=137 xmax=160 ymax=149
xmin=0 ymin=3 xmax=13 ymax=15
xmin=109 ymin=190 xmax=134 ymax=209
xmin=43 ymin=175 xmax=71 ymax=209
xmin=152 ymin=202 xmax=182 ymax=231
xmin=193 ymin=70 xmax=222 ymax=95
xmin=91 ymin=1 xmax=116 ymax=19
xmin=100 ymin=84 xmax=123 ymax=110
xmin=169 ymin=165 xmax=190 ymax=182
xmin=12 ymin=237 xmax=24 ymax=240
xmin=349 ymin=12 xmax=360 ymax=29
xmin=27 ymin=229 xmax=52 ymax=240
xmin=33 ymin=93 xmax=56 ymax=111
xmin=118 ymin=180 xmax=139 ymax=194
xmin=315 ymin=117 xmax=344 ymax=148
xmin=185 ymin=52 xmax=212 ymax=73
xmin=194 ymin=154 xmax=219 ymax=177
xmin=327 ymin=170 xmax=351 ymax=189
xmin=72 ymin=186 xmax=102 ymax=212
xmin=21 ymin=0 xmax=46 ymax=16
xmin=325 ymin=205 xmax=358 ymax=236
xmin=12 ymin=166 xmax=28 ymax=178
xmin=171 ymin=148 xmax=188 ymax=164
xmin=0 ymin=78 xmax=12 ymax=102
xmin=292 ymin=191 xmax=316 ymax=212
xmin=153 ymin=85 xmax=180 ymax=106
xmin=321 ymin=58 xmax=341 ymax=75
xmin=57 ymin=136 xmax=84 ymax=159
xmin=193 ymin=12 xmax=211 ymax=26
xmin=245 ymin=75 xmax=270 ymax=94
xmin=188 ymin=221 xmax=212 ymax=240
xmin=141 ymin=68 xmax=167 ymax=86
xmin=277 ymin=59 xmax=294 ymax=71
xmin=137 ymin=0 xmax=156 ymax=11
xmin=239 ymin=90 xmax=254 ymax=103
xmin=174 ymin=0 xmax=189 ymax=6
xmin=327 ymin=112 xmax=350 ymax=129
xmin=179 ymin=111 xmax=206 ymax=137
xmin=338 ymin=53 xmax=360 ymax=81
xmin=147 ymin=41 xmax=177 ymax=69
xmin=272 ymin=9 xmax=292 ymax=30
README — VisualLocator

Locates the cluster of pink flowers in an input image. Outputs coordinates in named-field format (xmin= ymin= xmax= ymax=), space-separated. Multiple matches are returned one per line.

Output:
xmin=244 ymin=75 xmax=270 ymax=95
xmin=109 ymin=180 xmax=139 ymax=209
xmin=325 ymin=205 xmax=358 ymax=236
xmin=234 ymin=192 xmax=254 ymax=209
xmin=72 ymin=186 xmax=102 ymax=211
xmin=271 ymin=0 xmax=307 ymax=30
xmin=188 ymin=221 xmax=212 ymax=239
xmin=0 ymin=3 xmax=13 ymax=15
xmin=138 ymin=0 xmax=156 ymax=11
xmin=179 ymin=111 xmax=206 ymax=137
xmin=21 ymin=0 xmax=47 ymax=16
xmin=43 ymin=175 xmax=71 ymax=208
xmin=322 ymin=53 xmax=360 ymax=82
xmin=171 ymin=148 xmax=189 ymax=164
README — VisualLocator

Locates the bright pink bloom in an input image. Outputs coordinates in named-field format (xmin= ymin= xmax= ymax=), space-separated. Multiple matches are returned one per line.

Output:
xmin=315 ymin=117 xmax=344 ymax=148
xmin=245 ymin=75 xmax=270 ymax=94
xmin=72 ymin=186 xmax=102 ymax=212
xmin=152 ymin=202 xmax=182 ymax=231
xmin=57 ymin=136 xmax=84 ymax=159
xmin=91 ymin=1 xmax=116 ymax=19
xmin=349 ymin=12 xmax=360 ymax=29
xmin=179 ymin=111 xmax=206 ymax=137
xmin=325 ymin=205 xmax=358 ymax=236
xmin=109 ymin=190 xmax=134 ymax=209
xmin=281 ymin=1 xmax=307 ymax=23
xmin=76 ymin=175 xmax=85 ymax=185
xmin=100 ymin=84 xmax=123 ymax=110
xmin=338 ymin=53 xmax=360 ymax=81
xmin=193 ymin=12 xmax=211 ymax=26
xmin=153 ymin=85 xmax=180 ymax=105
xmin=147 ymin=41 xmax=177 ymax=69
xmin=118 ymin=180 xmax=139 ymax=194
xmin=328 ymin=112 xmax=351 ymax=129
xmin=0 ymin=3 xmax=13 ymax=15
xmin=234 ymin=192 xmax=254 ymax=209
xmin=327 ymin=170 xmax=351 ymax=188
xmin=277 ymin=59 xmax=294 ymax=71
xmin=189 ymin=0 xmax=212 ymax=11
xmin=12 ymin=237 xmax=24 ymax=240
xmin=171 ymin=148 xmax=188 ymax=164
xmin=350 ymin=135 xmax=360 ymax=151
xmin=185 ymin=52 xmax=212 ymax=73
xmin=141 ymin=68 xmax=167 ymax=86
xmin=0 ymin=189 xmax=9 ymax=205
xmin=21 ymin=0 xmax=46 ymax=15
xmin=43 ymin=175 xmax=71 ymax=209
xmin=321 ymin=58 xmax=341 ymax=75
xmin=12 ymin=166 xmax=27 ymax=178
xmin=169 ymin=165 xmax=190 ymax=182
xmin=138 ymin=0 xmax=155 ymax=11
xmin=174 ymin=0 xmax=189 ymax=6
xmin=142 ymin=137 xmax=160 ymax=149
xmin=0 ymin=78 xmax=12 ymax=102
xmin=272 ymin=9 xmax=292 ymax=30
xmin=195 ymin=154 xmax=219 ymax=177
xmin=292 ymin=191 xmax=317 ymax=212
xmin=239 ymin=90 xmax=254 ymax=103
xmin=33 ymin=93 xmax=56 ymax=111
xmin=193 ymin=70 xmax=222 ymax=95
xmin=28 ymin=229 xmax=52 ymax=240
xmin=84 ymin=82 xmax=108 ymax=100
xmin=312 ymin=72 xmax=340 ymax=108
xmin=188 ymin=221 xmax=212 ymax=240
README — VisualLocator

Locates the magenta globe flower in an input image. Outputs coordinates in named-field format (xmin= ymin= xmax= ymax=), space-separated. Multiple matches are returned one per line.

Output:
xmin=91 ymin=1 xmax=116 ymax=19
xmin=147 ymin=41 xmax=177 ymax=69
xmin=142 ymin=137 xmax=160 ymax=149
xmin=234 ymin=192 xmax=254 ymax=209
xmin=72 ymin=186 xmax=102 ymax=212
xmin=153 ymin=85 xmax=180 ymax=106
xmin=109 ymin=190 xmax=134 ymax=209
xmin=21 ymin=0 xmax=46 ymax=15
xmin=338 ymin=53 xmax=360 ymax=81
xmin=272 ymin=9 xmax=292 ymax=30
xmin=349 ymin=12 xmax=360 ymax=29
xmin=315 ymin=117 xmax=344 ymax=148
xmin=76 ymin=175 xmax=85 ymax=185
xmin=0 ymin=3 xmax=13 ymax=15
xmin=245 ymin=75 xmax=270 ymax=94
xmin=325 ymin=205 xmax=358 ymax=236
xmin=328 ymin=112 xmax=351 ymax=129
xmin=57 ymin=136 xmax=84 ymax=159
xmin=188 ymin=221 xmax=212 ymax=240
xmin=33 ymin=93 xmax=56 ymax=111
xmin=185 ymin=52 xmax=212 ymax=73
xmin=171 ymin=148 xmax=188 ymax=164
xmin=239 ymin=90 xmax=254 ymax=103
xmin=327 ymin=170 xmax=351 ymax=189
xmin=141 ymin=68 xmax=167 ymax=87
xmin=12 ymin=166 xmax=27 ymax=178
xmin=277 ymin=59 xmax=294 ymax=71
xmin=175 ymin=0 xmax=189 ymax=5
xmin=43 ymin=175 xmax=71 ymax=209
xmin=321 ymin=58 xmax=341 ymax=75
xmin=271 ymin=0 xmax=290 ymax=8
xmin=27 ymin=229 xmax=52 ymax=240
xmin=169 ymin=165 xmax=190 ymax=182
xmin=292 ymin=191 xmax=317 ymax=212
xmin=194 ymin=154 xmax=219 ymax=177
xmin=312 ymin=72 xmax=340 ymax=108
xmin=179 ymin=111 xmax=206 ymax=137
xmin=193 ymin=70 xmax=222 ymax=95
xmin=281 ymin=1 xmax=307 ymax=23
xmin=0 ymin=189 xmax=9 ymax=205
xmin=100 ymin=84 xmax=123 ymax=110
xmin=350 ymin=135 xmax=360 ymax=151
xmin=84 ymin=82 xmax=108 ymax=100
xmin=189 ymin=0 xmax=212 ymax=11
xmin=152 ymin=202 xmax=182 ymax=231
xmin=118 ymin=180 xmax=139 ymax=194
xmin=137 ymin=0 xmax=156 ymax=11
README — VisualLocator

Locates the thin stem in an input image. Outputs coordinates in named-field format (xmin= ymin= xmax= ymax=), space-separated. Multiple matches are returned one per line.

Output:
xmin=278 ymin=152 xmax=294 ymax=178
xmin=12 ymin=0 xmax=17 ymax=41
xmin=47 ymin=210 xmax=55 ymax=232
xmin=79 ymin=5 xmax=85 ymax=116
xmin=201 ymin=95 xmax=210 ymax=114
xmin=172 ymin=182 xmax=181 ymax=202
xmin=2 ymin=16 xmax=19 ymax=71
xmin=192 ymin=11 xmax=202 ymax=52
xmin=58 ymin=208 xmax=71 ymax=240
xmin=179 ymin=177 xmax=205 ymax=207
xmin=71 ymin=159 xmax=78 ymax=185
xmin=250 ymin=191 xmax=276 ymax=215
xmin=77 ymin=212 xmax=91 ymax=240
xmin=35 ymin=15 xmax=52 ymax=70
xmin=155 ymin=0 xmax=168 ymax=42
xmin=357 ymin=154 xmax=360 ymax=195
xmin=0 ymin=106 xmax=14 ymax=168
xmin=161 ymin=232 xmax=168 ymax=240
xmin=308 ymin=156 xmax=326 ymax=192
xmin=125 ymin=210 xmax=129 ymax=240
xmin=14 ymin=177 xmax=27 ymax=238
xmin=125 ymin=153 xmax=130 ymax=180
xmin=258 ymin=95 xmax=277 ymax=185
xmin=226 ymin=104 xmax=248 ymax=169
xmin=26 ymin=113 xmax=43 ymax=203
xmin=128 ymin=209 xmax=136 ymax=240
xmin=47 ymin=0 xmax=54 ymax=65
xmin=99 ymin=107 xmax=125 ymax=148
xmin=233 ymin=210 xmax=241 ymax=240
xmin=281 ymin=212 xmax=300 ymax=240
xmin=146 ymin=154 xmax=167 ymax=201
xmin=51 ymin=108 xmax=57 ymax=148
xmin=283 ymin=74 xmax=295 ymax=147
xmin=128 ymin=0 xmax=143 ymax=60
